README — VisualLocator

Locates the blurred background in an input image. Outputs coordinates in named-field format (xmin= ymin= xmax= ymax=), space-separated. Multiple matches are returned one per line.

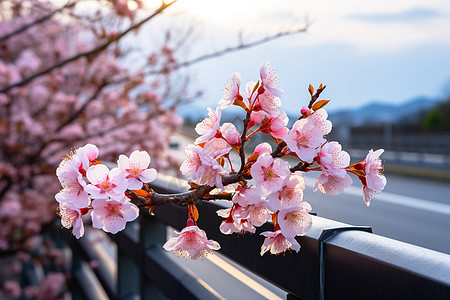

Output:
xmin=0 ymin=0 xmax=449 ymax=298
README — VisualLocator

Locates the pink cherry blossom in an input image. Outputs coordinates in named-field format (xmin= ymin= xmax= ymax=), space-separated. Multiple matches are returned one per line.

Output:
xmin=0 ymin=199 xmax=21 ymax=218
xmin=196 ymin=160 xmax=228 ymax=190
xmin=268 ymin=110 xmax=289 ymax=139
xmin=242 ymin=80 xmax=258 ymax=105
xmin=58 ymin=203 xmax=85 ymax=239
xmin=219 ymin=123 xmax=241 ymax=147
xmin=36 ymin=272 xmax=66 ymax=300
xmin=56 ymin=144 xmax=98 ymax=178
xmin=117 ymin=150 xmax=157 ymax=190
xmin=55 ymin=168 xmax=90 ymax=208
xmin=219 ymin=213 xmax=244 ymax=235
xmin=253 ymin=142 xmax=273 ymax=156
xmin=180 ymin=144 xmax=203 ymax=180
xmin=249 ymin=110 xmax=266 ymax=127
xmin=56 ymin=151 xmax=80 ymax=179
xmin=278 ymin=202 xmax=313 ymax=238
xmin=285 ymin=109 xmax=332 ymax=163
xmin=76 ymin=143 xmax=99 ymax=171
xmin=3 ymin=280 xmax=21 ymax=299
xmin=217 ymin=205 xmax=256 ymax=235
xmin=260 ymin=230 xmax=300 ymax=256
xmin=314 ymin=173 xmax=353 ymax=196
xmin=365 ymin=149 xmax=387 ymax=191
xmin=163 ymin=220 xmax=220 ymax=259
xmin=195 ymin=107 xmax=221 ymax=144
xmin=259 ymin=62 xmax=283 ymax=97
xmin=254 ymin=92 xmax=281 ymax=118
xmin=180 ymin=144 xmax=228 ymax=190
xmin=111 ymin=0 xmax=143 ymax=20
xmin=17 ymin=50 xmax=41 ymax=76
xmin=308 ymin=109 xmax=333 ymax=133
xmin=218 ymin=72 xmax=242 ymax=109
xmin=239 ymin=201 xmax=272 ymax=227
xmin=362 ymin=149 xmax=387 ymax=206
xmin=219 ymin=217 xmax=241 ymax=235
xmin=91 ymin=197 xmax=139 ymax=234
xmin=240 ymin=219 xmax=256 ymax=234
xmin=85 ymin=164 xmax=128 ymax=200
xmin=204 ymin=137 xmax=231 ymax=159
xmin=232 ymin=186 xmax=262 ymax=207
xmin=318 ymin=141 xmax=350 ymax=178
xmin=268 ymin=172 xmax=305 ymax=211
xmin=250 ymin=153 xmax=290 ymax=196
xmin=216 ymin=207 xmax=232 ymax=218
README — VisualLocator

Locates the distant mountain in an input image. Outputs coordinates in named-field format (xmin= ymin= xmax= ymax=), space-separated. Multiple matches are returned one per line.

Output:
xmin=179 ymin=96 xmax=439 ymax=127
xmin=329 ymin=96 xmax=438 ymax=126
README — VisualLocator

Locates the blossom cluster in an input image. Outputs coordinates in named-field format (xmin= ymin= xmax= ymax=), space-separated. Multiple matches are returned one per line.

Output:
xmin=55 ymin=62 xmax=387 ymax=260
xmin=55 ymin=144 xmax=157 ymax=238
xmin=167 ymin=62 xmax=386 ymax=258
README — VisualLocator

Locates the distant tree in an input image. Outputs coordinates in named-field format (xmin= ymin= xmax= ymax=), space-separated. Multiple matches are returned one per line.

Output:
xmin=422 ymin=98 xmax=450 ymax=131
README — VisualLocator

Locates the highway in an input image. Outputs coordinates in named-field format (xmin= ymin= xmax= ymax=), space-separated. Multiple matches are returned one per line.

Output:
xmin=302 ymin=172 xmax=450 ymax=254
xmin=169 ymin=132 xmax=450 ymax=254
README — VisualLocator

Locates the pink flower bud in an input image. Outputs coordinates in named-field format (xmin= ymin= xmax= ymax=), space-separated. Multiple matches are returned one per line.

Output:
xmin=301 ymin=106 xmax=310 ymax=116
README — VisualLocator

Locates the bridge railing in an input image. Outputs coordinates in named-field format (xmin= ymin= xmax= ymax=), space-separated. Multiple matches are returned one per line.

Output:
xmin=62 ymin=174 xmax=450 ymax=300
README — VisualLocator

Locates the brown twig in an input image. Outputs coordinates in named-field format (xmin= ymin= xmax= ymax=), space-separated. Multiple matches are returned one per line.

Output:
xmin=290 ymin=161 xmax=312 ymax=173
xmin=238 ymin=111 xmax=252 ymax=174
xmin=271 ymin=141 xmax=287 ymax=158
xmin=0 ymin=1 xmax=75 ymax=44
xmin=308 ymin=85 xmax=326 ymax=109
xmin=129 ymin=173 xmax=243 ymax=207
xmin=0 ymin=1 xmax=177 ymax=94
xmin=143 ymin=25 xmax=309 ymax=76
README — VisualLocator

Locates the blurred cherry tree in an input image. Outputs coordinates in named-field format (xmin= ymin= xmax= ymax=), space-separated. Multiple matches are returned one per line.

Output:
xmin=0 ymin=0 xmax=184 ymax=252
xmin=0 ymin=0 xmax=188 ymax=297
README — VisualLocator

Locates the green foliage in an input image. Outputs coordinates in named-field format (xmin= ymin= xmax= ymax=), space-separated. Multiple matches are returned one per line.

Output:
xmin=422 ymin=109 xmax=446 ymax=131
xmin=421 ymin=98 xmax=450 ymax=131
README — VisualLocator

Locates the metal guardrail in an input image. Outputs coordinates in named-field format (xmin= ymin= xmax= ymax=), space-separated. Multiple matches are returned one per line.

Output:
xmin=62 ymin=174 xmax=450 ymax=300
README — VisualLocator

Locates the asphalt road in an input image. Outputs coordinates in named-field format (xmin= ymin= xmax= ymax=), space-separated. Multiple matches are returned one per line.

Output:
xmin=170 ymin=132 xmax=450 ymax=254
xmin=302 ymin=172 xmax=450 ymax=254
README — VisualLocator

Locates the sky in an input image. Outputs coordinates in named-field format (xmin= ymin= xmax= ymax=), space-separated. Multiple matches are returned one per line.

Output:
xmin=137 ymin=0 xmax=450 ymax=115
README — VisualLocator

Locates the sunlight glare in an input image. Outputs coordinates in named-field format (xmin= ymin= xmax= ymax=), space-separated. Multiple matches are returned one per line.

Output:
xmin=127 ymin=0 xmax=139 ymax=11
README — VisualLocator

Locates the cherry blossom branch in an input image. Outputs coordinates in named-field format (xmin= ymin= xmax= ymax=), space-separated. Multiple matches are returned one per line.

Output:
xmin=271 ymin=141 xmax=287 ymax=158
xmin=308 ymin=85 xmax=326 ymax=109
xmin=201 ymin=193 xmax=234 ymax=201
xmin=238 ymin=111 xmax=252 ymax=174
xmin=128 ymin=173 xmax=243 ymax=207
xmin=53 ymin=62 xmax=388 ymax=259
xmin=290 ymin=161 xmax=312 ymax=173
xmin=0 ymin=1 xmax=75 ymax=43
xmin=0 ymin=1 xmax=176 ymax=94
xmin=55 ymin=82 xmax=107 ymax=133
xmin=0 ymin=179 xmax=13 ymax=201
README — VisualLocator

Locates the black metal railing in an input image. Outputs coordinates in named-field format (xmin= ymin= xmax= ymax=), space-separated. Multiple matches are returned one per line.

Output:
xmin=62 ymin=174 xmax=450 ymax=300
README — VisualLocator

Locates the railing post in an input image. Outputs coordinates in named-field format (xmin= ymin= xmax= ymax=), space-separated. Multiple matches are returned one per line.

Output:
xmin=70 ymin=238 xmax=84 ymax=300
xmin=117 ymin=219 xmax=139 ymax=300
xmin=139 ymin=214 xmax=167 ymax=299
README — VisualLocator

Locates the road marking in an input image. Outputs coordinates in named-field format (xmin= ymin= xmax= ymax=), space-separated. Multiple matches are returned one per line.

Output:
xmin=304 ymin=178 xmax=450 ymax=216
xmin=207 ymin=254 xmax=283 ymax=300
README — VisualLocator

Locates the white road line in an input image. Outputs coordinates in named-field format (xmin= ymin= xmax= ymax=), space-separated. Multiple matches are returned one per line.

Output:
xmin=304 ymin=179 xmax=450 ymax=216
xmin=206 ymin=254 xmax=283 ymax=300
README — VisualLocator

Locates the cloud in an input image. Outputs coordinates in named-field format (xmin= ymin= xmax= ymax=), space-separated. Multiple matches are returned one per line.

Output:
xmin=347 ymin=8 xmax=441 ymax=23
